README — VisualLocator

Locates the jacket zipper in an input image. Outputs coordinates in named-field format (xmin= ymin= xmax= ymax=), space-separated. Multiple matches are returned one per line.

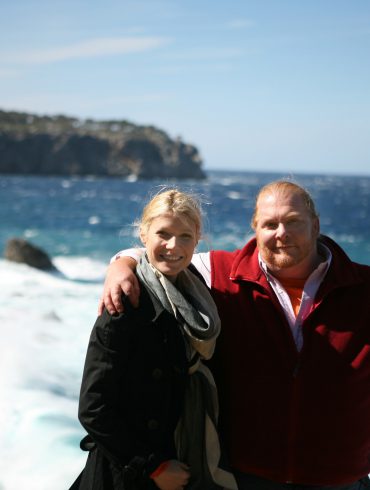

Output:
xmin=285 ymin=358 xmax=301 ymax=483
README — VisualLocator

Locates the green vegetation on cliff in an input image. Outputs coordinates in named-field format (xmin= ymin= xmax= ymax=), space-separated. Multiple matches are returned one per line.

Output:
xmin=0 ymin=110 xmax=205 ymax=180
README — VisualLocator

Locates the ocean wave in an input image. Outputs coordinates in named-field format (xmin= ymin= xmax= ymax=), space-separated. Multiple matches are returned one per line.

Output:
xmin=0 ymin=259 xmax=100 ymax=489
xmin=53 ymin=256 xmax=107 ymax=281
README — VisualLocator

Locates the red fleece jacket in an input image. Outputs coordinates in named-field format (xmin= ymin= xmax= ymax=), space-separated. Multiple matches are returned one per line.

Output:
xmin=210 ymin=235 xmax=370 ymax=485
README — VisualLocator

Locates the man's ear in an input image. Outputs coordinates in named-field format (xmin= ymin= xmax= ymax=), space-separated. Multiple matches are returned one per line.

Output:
xmin=313 ymin=217 xmax=320 ymax=237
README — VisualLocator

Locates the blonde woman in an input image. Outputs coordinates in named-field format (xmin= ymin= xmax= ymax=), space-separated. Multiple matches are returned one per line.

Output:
xmin=71 ymin=189 xmax=237 ymax=490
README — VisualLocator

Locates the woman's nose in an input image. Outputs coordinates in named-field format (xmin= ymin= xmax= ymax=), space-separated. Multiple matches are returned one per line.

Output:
xmin=166 ymin=236 xmax=177 ymax=248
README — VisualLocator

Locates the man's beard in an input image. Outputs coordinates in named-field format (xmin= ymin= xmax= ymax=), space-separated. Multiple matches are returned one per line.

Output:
xmin=259 ymin=242 xmax=314 ymax=272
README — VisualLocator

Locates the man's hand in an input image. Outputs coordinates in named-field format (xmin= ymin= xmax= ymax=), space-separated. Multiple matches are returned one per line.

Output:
xmin=98 ymin=257 xmax=140 ymax=315
xmin=152 ymin=460 xmax=190 ymax=490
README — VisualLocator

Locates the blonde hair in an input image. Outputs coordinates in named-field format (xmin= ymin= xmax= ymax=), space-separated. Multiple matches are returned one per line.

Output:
xmin=251 ymin=180 xmax=319 ymax=229
xmin=139 ymin=189 xmax=202 ymax=239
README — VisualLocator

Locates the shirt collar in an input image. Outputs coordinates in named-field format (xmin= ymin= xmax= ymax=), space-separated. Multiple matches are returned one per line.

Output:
xmin=258 ymin=242 xmax=332 ymax=282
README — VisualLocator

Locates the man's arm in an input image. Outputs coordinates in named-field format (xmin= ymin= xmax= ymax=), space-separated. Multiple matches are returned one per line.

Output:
xmin=98 ymin=250 xmax=211 ymax=315
xmin=190 ymin=252 xmax=211 ymax=288
xmin=98 ymin=256 xmax=140 ymax=315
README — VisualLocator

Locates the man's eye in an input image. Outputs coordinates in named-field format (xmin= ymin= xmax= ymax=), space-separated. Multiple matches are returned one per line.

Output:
xmin=287 ymin=219 xmax=301 ymax=227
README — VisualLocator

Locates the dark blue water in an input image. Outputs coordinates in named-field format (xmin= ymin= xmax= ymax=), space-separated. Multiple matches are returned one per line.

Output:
xmin=1 ymin=171 xmax=369 ymax=264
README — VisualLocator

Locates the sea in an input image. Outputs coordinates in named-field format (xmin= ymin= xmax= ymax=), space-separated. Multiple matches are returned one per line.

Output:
xmin=0 ymin=170 xmax=369 ymax=490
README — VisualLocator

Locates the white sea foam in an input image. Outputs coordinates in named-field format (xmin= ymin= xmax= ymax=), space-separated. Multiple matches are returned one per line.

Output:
xmin=0 ymin=258 xmax=104 ymax=490
xmin=226 ymin=191 xmax=243 ymax=200
xmin=53 ymin=255 xmax=108 ymax=281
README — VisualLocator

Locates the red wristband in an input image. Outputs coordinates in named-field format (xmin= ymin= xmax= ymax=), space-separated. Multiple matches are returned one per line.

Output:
xmin=150 ymin=460 xmax=170 ymax=478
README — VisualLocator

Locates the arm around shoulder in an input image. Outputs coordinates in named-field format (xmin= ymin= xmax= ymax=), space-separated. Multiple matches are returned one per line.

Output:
xmin=98 ymin=256 xmax=141 ymax=315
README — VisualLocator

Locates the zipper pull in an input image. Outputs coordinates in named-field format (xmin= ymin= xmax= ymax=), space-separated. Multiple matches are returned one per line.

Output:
xmin=293 ymin=360 xmax=301 ymax=377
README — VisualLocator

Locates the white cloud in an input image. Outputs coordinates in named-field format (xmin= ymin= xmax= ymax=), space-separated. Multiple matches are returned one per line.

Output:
xmin=2 ymin=37 xmax=170 ymax=65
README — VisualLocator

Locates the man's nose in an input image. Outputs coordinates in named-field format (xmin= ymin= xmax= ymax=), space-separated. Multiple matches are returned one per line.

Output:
xmin=276 ymin=223 xmax=288 ymax=239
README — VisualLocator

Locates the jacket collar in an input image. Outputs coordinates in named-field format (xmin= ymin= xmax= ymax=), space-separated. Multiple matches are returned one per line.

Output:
xmin=229 ymin=237 xmax=263 ymax=283
xmin=229 ymin=235 xmax=364 ymax=291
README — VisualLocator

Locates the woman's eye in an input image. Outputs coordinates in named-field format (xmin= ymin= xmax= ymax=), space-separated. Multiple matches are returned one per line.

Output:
xmin=157 ymin=231 xmax=170 ymax=239
xmin=265 ymin=222 xmax=277 ymax=230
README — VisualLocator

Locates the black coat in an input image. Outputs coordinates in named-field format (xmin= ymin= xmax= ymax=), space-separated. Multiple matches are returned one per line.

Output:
xmin=73 ymin=285 xmax=188 ymax=490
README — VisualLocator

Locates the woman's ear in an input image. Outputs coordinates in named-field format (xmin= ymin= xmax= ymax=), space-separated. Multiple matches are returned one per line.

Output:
xmin=139 ymin=228 xmax=147 ymax=246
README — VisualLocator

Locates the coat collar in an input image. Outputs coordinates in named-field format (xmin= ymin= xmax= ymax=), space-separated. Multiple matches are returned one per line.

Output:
xmin=229 ymin=235 xmax=364 ymax=292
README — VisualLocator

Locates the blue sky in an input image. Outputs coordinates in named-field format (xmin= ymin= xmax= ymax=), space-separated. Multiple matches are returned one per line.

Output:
xmin=1 ymin=0 xmax=369 ymax=175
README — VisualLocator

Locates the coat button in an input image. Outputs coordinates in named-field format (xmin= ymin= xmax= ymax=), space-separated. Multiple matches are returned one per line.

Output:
xmin=147 ymin=419 xmax=159 ymax=430
xmin=152 ymin=368 xmax=163 ymax=381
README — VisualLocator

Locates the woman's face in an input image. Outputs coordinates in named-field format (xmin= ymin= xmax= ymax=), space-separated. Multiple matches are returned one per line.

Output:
xmin=140 ymin=213 xmax=198 ymax=278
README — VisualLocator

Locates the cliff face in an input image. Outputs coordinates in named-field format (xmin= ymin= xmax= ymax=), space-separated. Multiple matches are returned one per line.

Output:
xmin=0 ymin=110 xmax=205 ymax=179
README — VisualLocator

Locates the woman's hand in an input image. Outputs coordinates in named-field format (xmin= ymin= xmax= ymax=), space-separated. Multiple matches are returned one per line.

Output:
xmin=152 ymin=460 xmax=190 ymax=490
xmin=98 ymin=257 xmax=140 ymax=315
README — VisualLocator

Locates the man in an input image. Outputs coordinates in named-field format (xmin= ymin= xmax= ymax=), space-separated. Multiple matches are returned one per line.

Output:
xmin=100 ymin=181 xmax=370 ymax=489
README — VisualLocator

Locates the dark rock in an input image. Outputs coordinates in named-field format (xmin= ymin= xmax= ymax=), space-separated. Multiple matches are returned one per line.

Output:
xmin=4 ymin=238 xmax=55 ymax=270
xmin=0 ymin=110 xmax=206 ymax=180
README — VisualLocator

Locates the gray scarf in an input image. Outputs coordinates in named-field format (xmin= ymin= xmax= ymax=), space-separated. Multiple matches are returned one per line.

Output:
xmin=136 ymin=254 xmax=220 ymax=361
xmin=136 ymin=255 xmax=238 ymax=490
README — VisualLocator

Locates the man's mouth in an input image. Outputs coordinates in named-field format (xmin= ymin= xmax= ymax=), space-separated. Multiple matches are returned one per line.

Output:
xmin=275 ymin=245 xmax=295 ymax=251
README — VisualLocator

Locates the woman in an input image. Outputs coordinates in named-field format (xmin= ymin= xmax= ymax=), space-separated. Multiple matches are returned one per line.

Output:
xmin=71 ymin=189 xmax=237 ymax=490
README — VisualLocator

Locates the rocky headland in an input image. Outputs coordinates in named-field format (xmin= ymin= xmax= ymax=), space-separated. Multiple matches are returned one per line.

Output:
xmin=0 ymin=110 xmax=205 ymax=180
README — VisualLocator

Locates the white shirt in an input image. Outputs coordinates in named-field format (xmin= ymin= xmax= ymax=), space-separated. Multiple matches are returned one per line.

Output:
xmin=258 ymin=244 xmax=331 ymax=351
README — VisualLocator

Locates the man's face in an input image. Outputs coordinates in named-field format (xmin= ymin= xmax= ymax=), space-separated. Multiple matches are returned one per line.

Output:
xmin=254 ymin=190 xmax=320 ymax=277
